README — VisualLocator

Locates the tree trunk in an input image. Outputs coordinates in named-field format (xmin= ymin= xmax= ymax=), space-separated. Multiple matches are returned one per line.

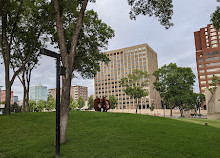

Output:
xmin=4 ymin=62 xmax=11 ymax=114
xmin=22 ymin=86 xmax=26 ymax=112
xmin=60 ymin=72 xmax=71 ymax=144
xmin=136 ymin=98 xmax=138 ymax=114
xmin=169 ymin=106 xmax=172 ymax=117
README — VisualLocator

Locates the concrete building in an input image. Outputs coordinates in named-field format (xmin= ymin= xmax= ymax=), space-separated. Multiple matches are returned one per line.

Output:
xmin=194 ymin=24 xmax=220 ymax=94
xmin=0 ymin=90 xmax=13 ymax=104
xmin=48 ymin=85 xmax=88 ymax=101
xmin=94 ymin=43 xmax=161 ymax=109
xmin=205 ymin=84 xmax=220 ymax=119
xmin=30 ymin=85 xmax=48 ymax=102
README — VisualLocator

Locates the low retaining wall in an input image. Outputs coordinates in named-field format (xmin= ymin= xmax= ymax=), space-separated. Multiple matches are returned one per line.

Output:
xmin=107 ymin=109 xmax=207 ymax=116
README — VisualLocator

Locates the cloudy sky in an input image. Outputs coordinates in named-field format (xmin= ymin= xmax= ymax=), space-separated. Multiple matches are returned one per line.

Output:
xmin=0 ymin=0 xmax=219 ymax=100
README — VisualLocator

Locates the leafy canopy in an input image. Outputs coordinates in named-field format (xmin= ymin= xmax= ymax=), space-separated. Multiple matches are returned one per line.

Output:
xmin=211 ymin=0 xmax=220 ymax=30
xmin=153 ymin=63 xmax=196 ymax=107
xmin=128 ymin=0 xmax=174 ymax=29
xmin=109 ymin=95 xmax=118 ymax=109
xmin=120 ymin=69 xmax=149 ymax=99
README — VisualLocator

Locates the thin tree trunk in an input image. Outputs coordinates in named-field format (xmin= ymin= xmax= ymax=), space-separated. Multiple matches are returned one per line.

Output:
xmin=169 ymin=106 xmax=172 ymax=117
xmin=60 ymin=73 xmax=71 ymax=144
xmin=4 ymin=61 xmax=11 ymax=114
xmin=135 ymin=98 xmax=138 ymax=114
xmin=22 ymin=86 xmax=26 ymax=112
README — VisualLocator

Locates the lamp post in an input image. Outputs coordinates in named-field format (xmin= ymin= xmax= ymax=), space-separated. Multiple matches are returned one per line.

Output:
xmin=40 ymin=48 xmax=65 ymax=157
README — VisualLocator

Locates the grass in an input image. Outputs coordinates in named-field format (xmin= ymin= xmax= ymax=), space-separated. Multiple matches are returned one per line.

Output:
xmin=0 ymin=111 xmax=220 ymax=158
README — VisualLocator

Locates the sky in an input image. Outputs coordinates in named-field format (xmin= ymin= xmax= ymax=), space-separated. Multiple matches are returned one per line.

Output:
xmin=0 ymin=0 xmax=219 ymax=100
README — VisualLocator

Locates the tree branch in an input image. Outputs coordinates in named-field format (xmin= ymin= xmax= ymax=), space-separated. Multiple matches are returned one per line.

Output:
xmin=69 ymin=0 xmax=88 ymax=64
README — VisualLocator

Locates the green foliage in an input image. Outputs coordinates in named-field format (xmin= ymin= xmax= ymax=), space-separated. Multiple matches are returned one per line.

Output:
xmin=128 ymin=0 xmax=174 ymax=29
xmin=150 ymin=102 xmax=155 ymax=111
xmin=77 ymin=96 xmax=85 ymax=109
xmin=153 ymin=63 xmax=196 ymax=111
xmin=120 ymin=69 xmax=149 ymax=100
xmin=88 ymin=96 xmax=94 ymax=110
xmin=46 ymin=95 xmax=56 ymax=111
xmin=36 ymin=100 xmax=47 ymax=112
xmin=29 ymin=99 xmax=36 ymax=112
xmin=209 ymin=75 xmax=220 ymax=93
xmin=0 ymin=112 xmax=220 ymax=157
xmin=109 ymin=95 xmax=118 ymax=109
xmin=70 ymin=96 xmax=79 ymax=111
xmin=49 ymin=3 xmax=115 ymax=78
xmin=211 ymin=0 xmax=220 ymax=30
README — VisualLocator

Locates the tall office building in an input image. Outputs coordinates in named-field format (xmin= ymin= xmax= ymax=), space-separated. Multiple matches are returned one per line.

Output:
xmin=94 ymin=44 xmax=161 ymax=109
xmin=194 ymin=24 xmax=220 ymax=93
xmin=48 ymin=85 xmax=88 ymax=101
xmin=30 ymin=85 xmax=48 ymax=102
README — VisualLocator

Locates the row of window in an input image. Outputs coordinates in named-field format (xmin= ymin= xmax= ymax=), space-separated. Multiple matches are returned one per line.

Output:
xmin=200 ymin=74 xmax=220 ymax=79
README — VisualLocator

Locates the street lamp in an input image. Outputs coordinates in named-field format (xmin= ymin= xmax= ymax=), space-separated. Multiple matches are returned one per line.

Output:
xmin=40 ymin=48 xmax=66 ymax=157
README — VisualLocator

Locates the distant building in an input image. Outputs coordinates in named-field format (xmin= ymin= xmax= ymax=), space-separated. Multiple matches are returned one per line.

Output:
xmin=94 ymin=43 xmax=161 ymax=109
xmin=13 ymin=96 xmax=19 ymax=104
xmin=30 ymin=85 xmax=48 ymax=102
xmin=0 ymin=90 xmax=13 ymax=104
xmin=194 ymin=24 xmax=220 ymax=93
xmin=48 ymin=85 xmax=88 ymax=101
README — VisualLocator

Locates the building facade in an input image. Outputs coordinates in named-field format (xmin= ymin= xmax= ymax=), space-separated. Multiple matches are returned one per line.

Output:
xmin=30 ymin=85 xmax=48 ymax=102
xmin=0 ymin=90 xmax=13 ymax=104
xmin=48 ymin=85 xmax=88 ymax=101
xmin=94 ymin=44 xmax=161 ymax=109
xmin=194 ymin=24 xmax=220 ymax=93
xmin=13 ymin=96 xmax=19 ymax=104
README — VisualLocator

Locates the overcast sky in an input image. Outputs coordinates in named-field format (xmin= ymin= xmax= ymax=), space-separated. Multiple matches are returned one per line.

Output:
xmin=0 ymin=0 xmax=219 ymax=100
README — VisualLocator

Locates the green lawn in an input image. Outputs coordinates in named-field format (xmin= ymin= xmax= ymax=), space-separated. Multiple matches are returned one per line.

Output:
xmin=0 ymin=111 xmax=220 ymax=158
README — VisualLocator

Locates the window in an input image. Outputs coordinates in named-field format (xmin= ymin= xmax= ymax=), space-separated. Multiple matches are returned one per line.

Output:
xmin=199 ymin=70 xmax=205 ymax=73
xmin=198 ymin=59 xmax=203 ymax=62
xmin=205 ymin=51 xmax=219 ymax=56
xmin=206 ymin=56 xmax=220 ymax=61
xmin=200 ymin=76 xmax=205 ymax=79
xmin=200 ymin=81 xmax=206 ymax=84
xmin=207 ymin=68 xmax=220 ymax=72
xmin=206 ymin=62 xmax=220 ymax=67
xmin=199 ymin=64 xmax=204 ymax=68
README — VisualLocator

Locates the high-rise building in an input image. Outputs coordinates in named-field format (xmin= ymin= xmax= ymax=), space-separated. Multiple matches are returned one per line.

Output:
xmin=13 ymin=96 xmax=19 ymax=104
xmin=0 ymin=90 xmax=13 ymax=104
xmin=30 ymin=85 xmax=48 ymax=102
xmin=94 ymin=44 xmax=161 ymax=109
xmin=48 ymin=85 xmax=88 ymax=101
xmin=194 ymin=24 xmax=220 ymax=93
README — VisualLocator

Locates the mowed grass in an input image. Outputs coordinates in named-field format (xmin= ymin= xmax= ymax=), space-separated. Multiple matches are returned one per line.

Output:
xmin=0 ymin=111 xmax=220 ymax=158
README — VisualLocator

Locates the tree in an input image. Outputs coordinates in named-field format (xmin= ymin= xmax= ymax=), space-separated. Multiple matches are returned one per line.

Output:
xmin=120 ymin=69 xmax=149 ymax=114
xmin=29 ymin=99 xmax=36 ymax=112
xmin=77 ymin=96 xmax=85 ymax=109
xmin=88 ymin=96 xmax=94 ymax=110
xmin=36 ymin=100 xmax=47 ymax=112
xmin=209 ymin=75 xmax=220 ymax=93
xmin=153 ymin=63 xmax=196 ymax=117
xmin=0 ymin=0 xmax=49 ymax=114
xmin=195 ymin=93 xmax=205 ymax=116
xmin=47 ymin=95 xmax=56 ymax=111
xmin=109 ymin=95 xmax=118 ymax=109
xmin=52 ymin=0 xmax=173 ymax=143
xmin=70 ymin=96 xmax=79 ymax=111
xmin=11 ymin=1 xmax=50 ymax=112
xmin=211 ymin=0 xmax=220 ymax=30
